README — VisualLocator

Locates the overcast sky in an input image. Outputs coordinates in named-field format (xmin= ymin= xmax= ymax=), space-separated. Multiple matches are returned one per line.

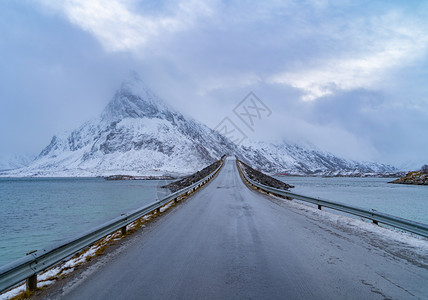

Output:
xmin=1 ymin=0 xmax=427 ymax=169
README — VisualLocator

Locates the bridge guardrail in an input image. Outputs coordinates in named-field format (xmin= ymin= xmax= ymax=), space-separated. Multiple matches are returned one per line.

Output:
xmin=236 ymin=159 xmax=428 ymax=239
xmin=0 ymin=157 xmax=225 ymax=294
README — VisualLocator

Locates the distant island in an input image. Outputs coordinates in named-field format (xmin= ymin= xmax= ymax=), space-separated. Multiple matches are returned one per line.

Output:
xmin=390 ymin=165 xmax=428 ymax=185
xmin=105 ymin=175 xmax=175 ymax=180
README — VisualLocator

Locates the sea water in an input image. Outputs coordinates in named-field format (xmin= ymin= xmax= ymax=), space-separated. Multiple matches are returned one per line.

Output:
xmin=277 ymin=176 xmax=428 ymax=225
xmin=1 ymin=176 xmax=427 ymax=267
xmin=0 ymin=177 xmax=171 ymax=267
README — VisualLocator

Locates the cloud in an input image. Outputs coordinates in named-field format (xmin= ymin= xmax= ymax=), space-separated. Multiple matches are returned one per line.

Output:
xmin=268 ymin=11 xmax=428 ymax=101
xmin=35 ymin=0 xmax=214 ymax=52
xmin=196 ymin=73 xmax=262 ymax=95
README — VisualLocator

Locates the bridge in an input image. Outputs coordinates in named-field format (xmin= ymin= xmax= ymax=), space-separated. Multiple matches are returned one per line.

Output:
xmin=1 ymin=157 xmax=428 ymax=299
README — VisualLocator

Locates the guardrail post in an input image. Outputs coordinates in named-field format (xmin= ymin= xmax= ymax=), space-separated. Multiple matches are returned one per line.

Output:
xmin=318 ymin=205 xmax=322 ymax=210
xmin=174 ymin=197 xmax=178 ymax=203
xmin=373 ymin=220 xmax=378 ymax=225
xmin=121 ymin=226 xmax=127 ymax=235
xmin=26 ymin=274 xmax=37 ymax=291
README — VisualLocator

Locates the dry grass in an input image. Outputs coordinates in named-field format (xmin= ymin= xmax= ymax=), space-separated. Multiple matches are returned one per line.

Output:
xmin=10 ymin=289 xmax=35 ymax=300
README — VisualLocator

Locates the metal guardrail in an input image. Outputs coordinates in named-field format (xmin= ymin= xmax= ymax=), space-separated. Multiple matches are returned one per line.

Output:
xmin=0 ymin=158 xmax=225 ymax=294
xmin=236 ymin=159 xmax=428 ymax=239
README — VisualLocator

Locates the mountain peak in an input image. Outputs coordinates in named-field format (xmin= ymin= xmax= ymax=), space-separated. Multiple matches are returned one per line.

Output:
xmin=3 ymin=75 xmax=397 ymax=177
xmin=101 ymin=72 xmax=169 ymax=122
xmin=120 ymin=71 xmax=148 ymax=94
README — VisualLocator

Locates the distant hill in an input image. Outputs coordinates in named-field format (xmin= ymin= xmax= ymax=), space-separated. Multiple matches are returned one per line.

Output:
xmin=390 ymin=169 xmax=428 ymax=185
xmin=0 ymin=154 xmax=34 ymax=171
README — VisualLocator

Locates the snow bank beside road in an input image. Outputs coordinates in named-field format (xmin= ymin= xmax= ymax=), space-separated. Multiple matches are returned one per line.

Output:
xmin=281 ymin=197 xmax=428 ymax=263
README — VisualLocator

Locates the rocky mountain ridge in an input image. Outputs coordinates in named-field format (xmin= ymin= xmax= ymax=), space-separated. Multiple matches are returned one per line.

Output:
xmin=237 ymin=141 xmax=395 ymax=175
xmin=1 ymin=75 xmax=396 ymax=177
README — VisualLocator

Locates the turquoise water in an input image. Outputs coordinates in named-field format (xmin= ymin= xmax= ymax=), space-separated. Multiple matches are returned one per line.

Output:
xmin=1 ymin=176 xmax=427 ymax=267
xmin=0 ymin=177 xmax=171 ymax=267
xmin=277 ymin=176 xmax=428 ymax=225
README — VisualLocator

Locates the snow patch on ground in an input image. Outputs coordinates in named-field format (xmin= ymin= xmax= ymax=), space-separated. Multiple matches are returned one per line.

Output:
xmin=284 ymin=197 xmax=428 ymax=257
xmin=0 ymin=239 xmax=112 ymax=300
xmin=38 ymin=280 xmax=56 ymax=287
xmin=0 ymin=285 xmax=25 ymax=300
xmin=160 ymin=201 xmax=174 ymax=212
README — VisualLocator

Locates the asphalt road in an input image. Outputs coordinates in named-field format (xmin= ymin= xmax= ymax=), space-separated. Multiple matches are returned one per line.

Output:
xmin=57 ymin=157 xmax=427 ymax=299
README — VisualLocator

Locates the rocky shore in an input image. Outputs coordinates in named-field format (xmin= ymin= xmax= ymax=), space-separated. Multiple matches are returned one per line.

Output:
xmin=239 ymin=160 xmax=294 ymax=190
xmin=321 ymin=171 xmax=406 ymax=178
xmin=105 ymin=174 xmax=175 ymax=180
xmin=390 ymin=171 xmax=428 ymax=185
xmin=162 ymin=157 xmax=224 ymax=192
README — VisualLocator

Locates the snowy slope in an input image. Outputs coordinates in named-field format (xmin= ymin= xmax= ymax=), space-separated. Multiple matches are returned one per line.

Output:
xmin=0 ymin=154 xmax=34 ymax=171
xmin=238 ymin=141 xmax=395 ymax=175
xmin=2 ymin=74 xmax=395 ymax=177
xmin=4 ymin=75 xmax=237 ymax=177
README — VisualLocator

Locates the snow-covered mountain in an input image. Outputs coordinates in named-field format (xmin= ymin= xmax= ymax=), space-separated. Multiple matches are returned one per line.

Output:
xmin=2 ymin=74 xmax=395 ymax=177
xmin=4 ymin=75 xmax=237 ymax=177
xmin=238 ymin=141 xmax=396 ymax=175
xmin=0 ymin=154 xmax=34 ymax=171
